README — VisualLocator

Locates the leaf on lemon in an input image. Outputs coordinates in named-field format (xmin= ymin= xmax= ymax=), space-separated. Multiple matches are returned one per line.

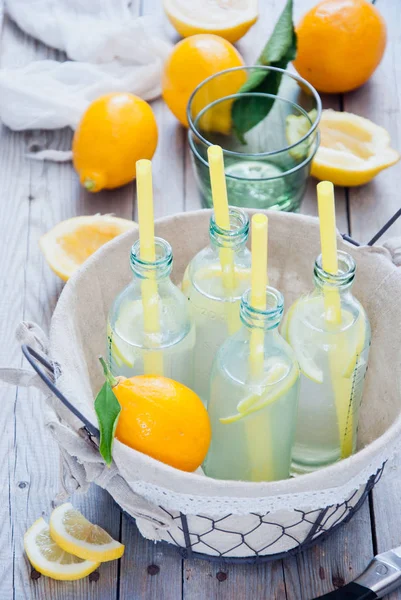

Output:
xmin=94 ymin=381 xmax=121 ymax=466
xmin=232 ymin=0 xmax=297 ymax=143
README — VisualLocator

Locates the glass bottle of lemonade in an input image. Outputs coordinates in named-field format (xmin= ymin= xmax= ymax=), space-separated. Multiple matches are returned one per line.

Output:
xmin=107 ymin=237 xmax=195 ymax=388
xmin=182 ymin=207 xmax=251 ymax=404
xmin=282 ymin=251 xmax=371 ymax=475
xmin=203 ymin=287 xmax=300 ymax=482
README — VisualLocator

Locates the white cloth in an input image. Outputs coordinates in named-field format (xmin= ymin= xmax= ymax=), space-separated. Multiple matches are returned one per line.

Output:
xmin=0 ymin=0 xmax=171 ymax=159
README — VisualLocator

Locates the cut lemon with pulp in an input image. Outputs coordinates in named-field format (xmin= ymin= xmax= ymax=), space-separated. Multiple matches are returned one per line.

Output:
xmin=220 ymin=359 xmax=299 ymax=424
xmin=24 ymin=518 xmax=99 ymax=580
xmin=163 ymin=0 xmax=258 ymax=43
xmin=312 ymin=109 xmax=400 ymax=187
xmin=40 ymin=215 xmax=136 ymax=281
xmin=50 ymin=503 xmax=125 ymax=562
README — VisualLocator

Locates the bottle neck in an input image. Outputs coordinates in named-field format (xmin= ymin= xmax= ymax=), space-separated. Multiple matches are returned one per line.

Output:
xmin=313 ymin=251 xmax=356 ymax=293
xmin=240 ymin=287 xmax=284 ymax=331
xmin=209 ymin=206 xmax=249 ymax=252
xmin=130 ymin=237 xmax=173 ymax=280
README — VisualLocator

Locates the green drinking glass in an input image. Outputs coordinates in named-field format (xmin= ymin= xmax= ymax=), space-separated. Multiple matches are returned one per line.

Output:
xmin=187 ymin=66 xmax=322 ymax=212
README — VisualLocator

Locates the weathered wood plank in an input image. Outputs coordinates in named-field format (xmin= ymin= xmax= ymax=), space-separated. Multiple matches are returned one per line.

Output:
xmin=345 ymin=0 xmax=401 ymax=244
xmin=119 ymin=516 xmax=183 ymax=600
xmin=284 ymin=0 xmax=374 ymax=596
xmin=180 ymin=3 xmax=290 ymax=596
xmin=118 ymin=2 xmax=185 ymax=599
xmin=284 ymin=501 xmax=373 ymax=598
xmin=183 ymin=557 xmax=286 ymax=600
xmin=134 ymin=0 xmax=185 ymax=221
xmin=370 ymin=457 xmax=401 ymax=600
xmin=0 ymin=5 xmax=134 ymax=600
xmin=346 ymin=2 xmax=401 ymax=599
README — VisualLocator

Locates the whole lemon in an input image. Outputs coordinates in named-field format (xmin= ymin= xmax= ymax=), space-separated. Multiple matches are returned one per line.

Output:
xmin=73 ymin=93 xmax=158 ymax=192
xmin=293 ymin=0 xmax=387 ymax=94
xmin=162 ymin=34 xmax=245 ymax=128
xmin=114 ymin=375 xmax=211 ymax=472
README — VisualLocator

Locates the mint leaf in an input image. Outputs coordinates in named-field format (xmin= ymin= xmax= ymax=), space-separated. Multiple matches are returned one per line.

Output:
xmin=94 ymin=380 xmax=121 ymax=466
xmin=232 ymin=0 xmax=297 ymax=143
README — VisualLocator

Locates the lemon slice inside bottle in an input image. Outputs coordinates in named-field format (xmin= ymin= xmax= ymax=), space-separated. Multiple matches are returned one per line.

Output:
xmin=220 ymin=359 xmax=299 ymax=424
xmin=342 ymin=313 xmax=367 ymax=378
xmin=284 ymin=298 xmax=366 ymax=383
xmin=107 ymin=321 xmax=135 ymax=368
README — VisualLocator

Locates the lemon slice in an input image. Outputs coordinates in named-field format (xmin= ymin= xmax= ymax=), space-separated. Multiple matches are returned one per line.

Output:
xmin=220 ymin=359 xmax=299 ymax=424
xmin=285 ymin=109 xmax=317 ymax=160
xmin=312 ymin=109 xmax=400 ymax=186
xmin=342 ymin=313 xmax=367 ymax=379
xmin=40 ymin=215 xmax=136 ymax=281
xmin=163 ymin=0 xmax=258 ymax=44
xmin=49 ymin=503 xmax=125 ymax=562
xmin=107 ymin=321 xmax=135 ymax=369
xmin=24 ymin=518 xmax=99 ymax=580
xmin=194 ymin=264 xmax=251 ymax=283
xmin=283 ymin=297 xmax=323 ymax=383
xmin=285 ymin=297 xmax=365 ymax=383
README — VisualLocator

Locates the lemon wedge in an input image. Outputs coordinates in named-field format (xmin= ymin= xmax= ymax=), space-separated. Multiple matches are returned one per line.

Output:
xmin=24 ymin=518 xmax=99 ymax=581
xmin=49 ymin=503 xmax=125 ymax=563
xmin=40 ymin=215 xmax=136 ymax=281
xmin=312 ymin=109 xmax=400 ymax=186
xmin=163 ymin=0 xmax=258 ymax=43
xmin=220 ymin=359 xmax=299 ymax=424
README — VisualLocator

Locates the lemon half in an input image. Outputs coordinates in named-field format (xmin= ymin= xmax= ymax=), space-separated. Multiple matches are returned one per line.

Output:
xmin=311 ymin=109 xmax=400 ymax=186
xmin=40 ymin=215 xmax=136 ymax=281
xmin=163 ymin=0 xmax=258 ymax=43
xmin=24 ymin=518 xmax=99 ymax=581
xmin=49 ymin=503 xmax=125 ymax=563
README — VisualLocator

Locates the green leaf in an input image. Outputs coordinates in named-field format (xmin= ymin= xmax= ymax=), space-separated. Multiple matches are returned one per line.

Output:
xmin=94 ymin=380 xmax=121 ymax=466
xmin=232 ymin=0 xmax=297 ymax=142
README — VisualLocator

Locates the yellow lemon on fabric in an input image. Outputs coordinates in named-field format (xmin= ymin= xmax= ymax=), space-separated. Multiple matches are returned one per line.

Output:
xmin=163 ymin=0 xmax=258 ymax=43
xmin=113 ymin=375 xmax=211 ymax=472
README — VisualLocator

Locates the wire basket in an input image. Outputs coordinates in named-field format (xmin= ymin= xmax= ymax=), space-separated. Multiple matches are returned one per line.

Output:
xmin=13 ymin=208 xmax=401 ymax=563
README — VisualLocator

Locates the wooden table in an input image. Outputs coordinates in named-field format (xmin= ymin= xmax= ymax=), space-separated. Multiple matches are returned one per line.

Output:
xmin=1 ymin=1 xmax=400 ymax=598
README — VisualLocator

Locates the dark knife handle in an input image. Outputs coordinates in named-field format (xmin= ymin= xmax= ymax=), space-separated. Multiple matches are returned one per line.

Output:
xmin=314 ymin=582 xmax=378 ymax=600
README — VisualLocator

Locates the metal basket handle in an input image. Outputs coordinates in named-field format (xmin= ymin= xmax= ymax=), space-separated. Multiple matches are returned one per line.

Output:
xmin=21 ymin=344 xmax=99 ymax=439
xmin=342 ymin=206 xmax=401 ymax=247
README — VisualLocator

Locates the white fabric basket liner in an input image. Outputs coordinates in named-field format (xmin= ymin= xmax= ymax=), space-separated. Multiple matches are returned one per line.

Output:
xmin=11 ymin=210 xmax=401 ymax=557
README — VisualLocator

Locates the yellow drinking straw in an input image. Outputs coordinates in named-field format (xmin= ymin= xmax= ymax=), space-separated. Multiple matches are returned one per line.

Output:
xmin=247 ymin=213 xmax=275 ymax=481
xmin=317 ymin=181 xmax=353 ymax=458
xmin=250 ymin=214 xmax=268 ymax=377
xmin=136 ymin=159 xmax=163 ymax=376
xmin=207 ymin=145 xmax=237 ymax=333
